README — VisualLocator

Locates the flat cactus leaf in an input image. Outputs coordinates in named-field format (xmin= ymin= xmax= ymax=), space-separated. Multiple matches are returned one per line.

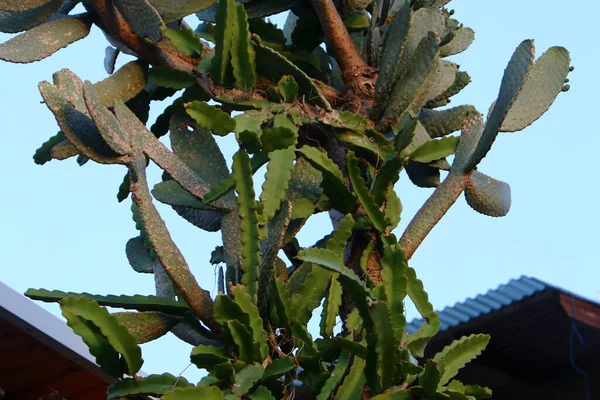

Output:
xmin=185 ymin=101 xmax=236 ymax=136
xmin=229 ymin=320 xmax=261 ymax=363
xmin=33 ymin=131 xmax=65 ymax=165
xmin=39 ymin=81 xmax=123 ymax=163
xmin=247 ymin=386 xmax=276 ymax=400
xmin=150 ymin=0 xmax=217 ymax=23
xmin=371 ymin=154 xmax=403 ymax=205
xmin=0 ymin=14 xmax=91 ymax=63
xmin=405 ymin=267 xmax=440 ymax=357
xmin=203 ymin=150 xmax=269 ymax=206
xmin=500 ymin=46 xmax=571 ymax=132
xmin=290 ymin=16 xmax=324 ymax=52
xmin=440 ymin=27 xmax=474 ymax=57
xmin=380 ymin=244 xmax=408 ymax=341
xmin=25 ymin=289 xmax=192 ymax=315
xmin=149 ymin=66 xmax=195 ymax=89
xmin=378 ymin=32 xmax=440 ymax=131
xmin=214 ymin=293 xmax=250 ymax=325
xmin=277 ymin=75 xmax=298 ymax=102
xmin=426 ymin=61 xmax=458 ymax=103
xmin=297 ymin=248 xmax=372 ymax=306
xmin=320 ymin=276 xmax=342 ymax=337
xmin=232 ymin=363 xmax=265 ymax=395
xmin=426 ymin=70 xmax=471 ymax=108
xmin=316 ymin=349 xmax=352 ymax=400
xmin=373 ymin=0 xmax=410 ymax=116
xmin=400 ymin=6 xmax=444 ymax=65
xmin=384 ymin=186 xmax=402 ymax=231
xmin=169 ymin=108 xmax=233 ymax=194
xmin=94 ymin=60 xmax=147 ymax=108
xmin=195 ymin=21 xmax=215 ymax=42
xmin=254 ymin=41 xmax=331 ymax=110
xmin=451 ymin=113 xmax=484 ymax=173
xmin=288 ymin=262 xmax=331 ymax=325
xmin=83 ymin=82 xmax=133 ymax=156
xmin=107 ymin=373 xmax=191 ymax=399
xmin=370 ymin=302 xmax=397 ymax=390
xmin=334 ymin=130 xmax=392 ymax=167
xmin=152 ymin=86 xmax=210 ymax=137
xmin=260 ymin=127 xmax=297 ymax=151
xmin=113 ymin=311 xmax=180 ymax=344
xmin=463 ymin=384 xmax=492 ymax=398
xmin=232 ymin=285 xmax=270 ymax=361
xmin=420 ymin=105 xmax=478 ymax=138
xmin=344 ymin=11 xmax=370 ymax=31
xmin=60 ymin=306 xmax=125 ymax=377
xmin=104 ymin=46 xmax=119 ymax=74
xmin=0 ymin=0 xmax=53 ymax=12
xmin=395 ymin=114 xmax=418 ymax=152
xmin=286 ymin=157 xmax=323 ymax=203
xmin=60 ymin=296 xmax=143 ymax=376
xmin=233 ymin=149 xmax=261 ymax=302
xmin=464 ymin=170 xmax=511 ymax=217
xmin=161 ymin=385 xmax=224 ymax=400
xmin=230 ymin=2 xmax=257 ymax=89
xmin=238 ymin=129 xmax=262 ymax=153
xmin=172 ymin=206 xmax=223 ymax=231
xmin=290 ymin=215 xmax=354 ymax=326
xmin=419 ymin=359 xmax=441 ymax=396
xmin=348 ymin=151 xmax=387 ymax=232
xmin=258 ymin=201 xmax=291 ymax=315
xmin=406 ymin=161 xmax=440 ymax=188
xmin=151 ymin=180 xmax=208 ymax=209
xmin=298 ymin=146 xmax=357 ymax=213
xmin=209 ymin=0 xmax=235 ymax=86
xmin=0 ymin=0 xmax=61 ymax=33
xmin=190 ymin=344 xmax=230 ymax=369
xmin=260 ymin=146 xmax=295 ymax=222
xmin=333 ymin=355 xmax=366 ymax=400
xmin=114 ymin=0 xmax=164 ymax=42
xmin=410 ymin=136 xmax=459 ymax=164
xmin=235 ymin=111 xmax=271 ymax=134
xmin=126 ymin=236 xmax=158 ymax=273
xmin=50 ymin=139 xmax=78 ymax=160
xmin=463 ymin=40 xmax=535 ymax=172
xmin=433 ymin=334 xmax=491 ymax=386
xmin=162 ymin=26 xmax=204 ymax=57
xmin=249 ymin=18 xmax=285 ymax=44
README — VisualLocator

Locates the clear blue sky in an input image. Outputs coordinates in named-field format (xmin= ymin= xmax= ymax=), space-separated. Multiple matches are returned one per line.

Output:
xmin=1 ymin=0 xmax=597 ymax=382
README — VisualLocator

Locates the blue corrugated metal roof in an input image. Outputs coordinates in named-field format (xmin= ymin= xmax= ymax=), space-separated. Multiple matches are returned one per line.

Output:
xmin=406 ymin=275 xmax=549 ymax=333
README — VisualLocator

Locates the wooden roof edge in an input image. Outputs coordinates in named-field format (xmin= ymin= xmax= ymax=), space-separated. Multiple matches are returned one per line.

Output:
xmin=0 ymin=281 xmax=115 ymax=384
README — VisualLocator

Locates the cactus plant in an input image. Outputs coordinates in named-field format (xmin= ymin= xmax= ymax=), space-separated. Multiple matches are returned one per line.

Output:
xmin=2 ymin=0 xmax=571 ymax=398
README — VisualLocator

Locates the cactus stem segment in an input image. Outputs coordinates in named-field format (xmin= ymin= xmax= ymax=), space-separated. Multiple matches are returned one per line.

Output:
xmin=399 ymin=171 xmax=470 ymax=259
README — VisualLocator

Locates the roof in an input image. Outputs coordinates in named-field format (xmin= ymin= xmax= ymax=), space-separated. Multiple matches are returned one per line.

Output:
xmin=0 ymin=281 xmax=114 ymax=400
xmin=407 ymin=276 xmax=600 ymax=399
xmin=407 ymin=276 xmax=554 ymax=334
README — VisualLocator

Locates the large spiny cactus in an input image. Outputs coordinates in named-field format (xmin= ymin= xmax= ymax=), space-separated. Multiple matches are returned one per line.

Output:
xmin=3 ymin=0 xmax=571 ymax=398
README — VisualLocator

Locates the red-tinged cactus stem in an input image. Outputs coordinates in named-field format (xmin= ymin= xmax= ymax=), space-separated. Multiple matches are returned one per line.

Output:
xmin=399 ymin=171 xmax=470 ymax=260
xmin=128 ymin=155 xmax=221 ymax=335
xmin=310 ymin=0 xmax=376 ymax=92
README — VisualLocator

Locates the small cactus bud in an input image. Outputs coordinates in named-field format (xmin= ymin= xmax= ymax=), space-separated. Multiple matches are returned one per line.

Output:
xmin=561 ymin=84 xmax=571 ymax=92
